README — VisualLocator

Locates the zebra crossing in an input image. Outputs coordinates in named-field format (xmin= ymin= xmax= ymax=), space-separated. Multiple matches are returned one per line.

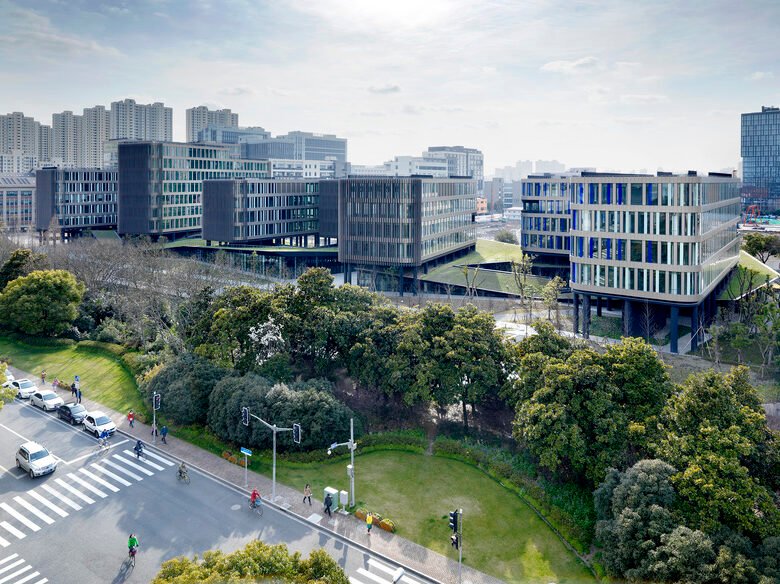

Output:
xmin=349 ymin=558 xmax=425 ymax=584
xmin=0 ymin=447 xmax=175 ymax=549
xmin=0 ymin=552 xmax=47 ymax=584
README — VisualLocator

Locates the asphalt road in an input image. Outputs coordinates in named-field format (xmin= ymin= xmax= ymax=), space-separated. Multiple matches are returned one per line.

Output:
xmin=0 ymin=399 xmax=427 ymax=584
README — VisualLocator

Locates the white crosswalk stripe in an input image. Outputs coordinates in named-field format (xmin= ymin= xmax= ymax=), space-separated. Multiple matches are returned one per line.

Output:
xmin=0 ymin=504 xmax=39 ymax=532
xmin=101 ymin=458 xmax=144 ymax=481
xmin=39 ymin=484 xmax=82 ymax=511
xmin=112 ymin=454 xmax=154 ymax=476
xmin=142 ymin=450 xmax=175 ymax=466
xmin=14 ymin=571 xmax=42 ymax=584
xmin=0 ymin=536 xmax=9 ymax=549
xmin=67 ymin=473 xmax=107 ymax=499
xmin=26 ymin=491 xmax=68 ymax=518
xmin=90 ymin=463 xmax=132 ymax=486
xmin=54 ymin=478 xmax=94 ymax=505
xmin=0 ymin=564 xmax=30 ymax=583
xmin=12 ymin=498 xmax=54 ymax=526
xmin=0 ymin=558 xmax=23 ymax=574
xmin=122 ymin=450 xmax=164 ymax=471
xmin=0 ymin=523 xmax=24 ymax=541
xmin=0 ymin=555 xmax=17 ymax=566
xmin=78 ymin=468 xmax=120 ymax=492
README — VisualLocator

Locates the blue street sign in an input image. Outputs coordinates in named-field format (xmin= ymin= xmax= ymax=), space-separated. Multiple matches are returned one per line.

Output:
xmin=240 ymin=447 xmax=252 ymax=456
xmin=75 ymin=375 xmax=80 ymax=382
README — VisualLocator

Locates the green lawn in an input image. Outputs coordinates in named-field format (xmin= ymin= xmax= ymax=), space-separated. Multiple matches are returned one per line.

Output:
xmin=719 ymin=251 xmax=780 ymax=300
xmin=0 ymin=336 xmax=147 ymax=416
xmin=275 ymin=451 xmax=594 ymax=584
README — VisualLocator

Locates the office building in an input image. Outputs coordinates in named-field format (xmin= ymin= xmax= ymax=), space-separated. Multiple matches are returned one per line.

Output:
xmin=566 ymin=172 xmax=740 ymax=352
xmin=241 ymin=137 xmax=296 ymax=160
xmin=475 ymin=197 xmax=488 ymax=214
xmin=38 ymin=124 xmax=52 ymax=164
xmin=35 ymin=168 xmax=118 ymax=234
xmin=348 ymin=164 xmax=391 ymax=176
xmin=279 ymin=131 xmax=347 ymax=163
xmin=186 ymin=106 xmax=239 ymax=142
xmin=110 ymin=99 xmax=172 ymax=142
xmin=325 ymin=176 xmax=477 ymax=294
xmin=0 ymin=174 xmax=35 ymax=231
xmin=520 ymin=174 xmax=572 ymax=258
xmin=268 ymin=160 xmax=322 ymax=179
xmin=741 ymin=106 xmax=780 ymax=213
xmin=196 ymin=125 xmax=269 ymax=146
xmin=504 ymin=207 xmax=522 ymax=222
xmin=482 ymin=178 xmax=504 ymax=213
xmin=202 ymin=178 xmax=319 ymax=245
xmin=425 ymin=146 xmax=484 ymax=190
xmin=117 ymin=141 xmax=268 ymax=238
xmin=385 ymin=156 xmax=449 ymax=177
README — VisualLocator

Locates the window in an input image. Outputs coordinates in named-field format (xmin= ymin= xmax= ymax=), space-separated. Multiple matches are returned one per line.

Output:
xmin=646 ymin=183 xmax=657 ymax=205
xmin=631 ymin=183 xmax=643 ymax=205
xmin=631 ymin=240 xmax=642 ymax=262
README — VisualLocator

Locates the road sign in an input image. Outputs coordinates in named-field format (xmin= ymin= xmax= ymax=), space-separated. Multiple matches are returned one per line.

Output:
xmin=240 ymin=447 xmax=252 ymax=456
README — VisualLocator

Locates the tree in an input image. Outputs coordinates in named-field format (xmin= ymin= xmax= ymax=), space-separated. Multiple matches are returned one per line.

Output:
xmin=0 ymin=248 xmax=48 ymax=291
xmin=152 ymin=540 xmax=349 ymax=584
xmin=541 ymin=276 xmax=565 ymax=328
xmin=705 ymin=310 xmax=729 ymax=369
xmin=742 ymin=233 xmax=780 ymax=264
xmin=728 ymin=322 xmax=752 ymax=364
xmin=0 ymin=363 xmax=16 ymax=412
xmin=645 ymin=526 xmax=717 ymax=584
xmin=0 ymin=270 xmax=85 ymax=336
xmin=753 ymin=295 xmax=780 ymax=378
xmin=511 ymin=252 xmax=535 ymax=323
xmin=494 ymin=229 xmax=519 ymax=245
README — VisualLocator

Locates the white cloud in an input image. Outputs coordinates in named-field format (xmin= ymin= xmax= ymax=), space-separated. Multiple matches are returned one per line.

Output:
xmin=619 ymin=94 xmax=669 ymax=105
xmin=368 ymin=85 xmax=401 ymax=95
xmin=541 ymin=57 xmax=600 ymax=74
xmin=748 ymin=71 xmax=774 ymax=81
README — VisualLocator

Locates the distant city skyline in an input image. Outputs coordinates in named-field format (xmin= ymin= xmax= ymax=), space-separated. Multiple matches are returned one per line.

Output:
xmin=1 ymin=0 xmax=778 ymax=172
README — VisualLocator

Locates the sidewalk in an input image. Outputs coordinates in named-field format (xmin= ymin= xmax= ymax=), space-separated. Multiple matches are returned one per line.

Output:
xmin=10 ymin=365 xmax=503 ymax=584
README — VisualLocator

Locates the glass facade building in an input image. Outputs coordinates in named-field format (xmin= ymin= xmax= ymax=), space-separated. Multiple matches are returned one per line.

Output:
xmin=741 ymin=106 xmax=780 ymax=213
xmin=520 ymin=175 xmax=572 ymax=255
xmin=35 ymin=168 xmax=117 ymax=233
xmin=0 ymin=174 xmax=35 ymax=232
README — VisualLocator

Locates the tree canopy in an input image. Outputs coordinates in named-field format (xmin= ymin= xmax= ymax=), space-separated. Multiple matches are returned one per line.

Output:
xmin=742 ymin=233 xmax=780 ymax=263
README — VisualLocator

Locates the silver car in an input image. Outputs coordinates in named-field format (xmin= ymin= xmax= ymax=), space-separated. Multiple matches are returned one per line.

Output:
xmin=16 ymin=441 xmax=58 ymax=478
xmin=7 ymin=378 xmax=39 ymax=399
xmin=30 ymin=390 xmax=65 ymax=411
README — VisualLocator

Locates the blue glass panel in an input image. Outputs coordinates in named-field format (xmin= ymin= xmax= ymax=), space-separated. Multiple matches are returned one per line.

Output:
xmin=589 ymin=237 xmax=595 ymax=258
xmin=605 ymin=184 xmax=612 ymax=204
xmin=646 ymin=240 xmax=653 ymax=263
xmin=572 ymin=263 xmax=577 ymax=283
xmin=606 ymin=238 xmax=612 ymax=259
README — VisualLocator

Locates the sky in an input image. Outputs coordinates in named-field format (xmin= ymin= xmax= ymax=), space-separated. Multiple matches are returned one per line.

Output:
xmin=1 ymin=0 xmax=779 ymax=175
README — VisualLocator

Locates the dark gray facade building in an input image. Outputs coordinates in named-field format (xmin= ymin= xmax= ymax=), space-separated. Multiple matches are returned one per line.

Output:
xmin=337 ymin=176 xmax=477 ymax=293
xmin=240 ymin=139 xmax=295 ymax=160
xmin=35 ymin=167 xmax=118 ymax=234
xmin=741 ymin=106 xmax=780 ymax=213
xmin=202 ymin=178 xmax=319 ymax=245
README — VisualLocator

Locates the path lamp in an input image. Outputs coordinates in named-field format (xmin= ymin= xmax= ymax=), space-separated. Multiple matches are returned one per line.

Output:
xmin=327 ymin=417 xmax=356 ymax=508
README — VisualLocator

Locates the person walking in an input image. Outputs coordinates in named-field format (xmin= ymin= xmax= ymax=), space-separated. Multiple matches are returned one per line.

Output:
xmin=150 ymin=422 xmax=158 ymax=437
xmin=76 ymin=387 xmax=82 ymax=404
xmin=366 ymin=512 xmax=374 ymax=535
xmin=303 ymin=483 xmax=312 ymax=506
xmin=70 ymin=382 xmax=77 ymax=398
xmin=324 ymin=493 xmax=333 ymax=517
xmin=40 ymin=369 xmax=46 ymax=385
xmin=127 ymin=410 xmax=135 ymax=428
xmin=160 ymin=425 xmax=168 ymax=444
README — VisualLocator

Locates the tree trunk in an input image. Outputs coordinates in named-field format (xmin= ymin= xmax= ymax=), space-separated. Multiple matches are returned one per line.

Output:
xmin=462 ymin=399 xmax=469 ymax=430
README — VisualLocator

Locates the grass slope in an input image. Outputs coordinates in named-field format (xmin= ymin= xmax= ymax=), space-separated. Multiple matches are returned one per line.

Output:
xmin=719 ymin=250 xmax=780 ymax=300
xmin=0 ymin=336 xmax=145 ymax=415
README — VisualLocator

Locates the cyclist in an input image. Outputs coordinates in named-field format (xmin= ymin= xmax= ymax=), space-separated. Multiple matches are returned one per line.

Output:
xmin=133 ymin=440 xmax=144 ymax=459
xmin=99 ymin=429 xmax=110 ymax=448
xmin=128 ymin=533 xmax=139 ymax=555
xmin=177 ymin=462 xmax=188 ymax=480
xmin=250 ymin=488 xmax=261 ymax=509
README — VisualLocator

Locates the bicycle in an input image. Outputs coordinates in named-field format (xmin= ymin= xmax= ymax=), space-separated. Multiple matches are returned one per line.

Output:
xmin=134 ymin=449 xmax=147 ymax=461
xmin=128 ymin=546 xmax=138 ymax=567
xmin=94 ymin=438 xmax=110 ymax=455
xmin=249 ymin=498 xmax=263 ymax=517
xmin=177 ymin=469 xmax=190 ymax=484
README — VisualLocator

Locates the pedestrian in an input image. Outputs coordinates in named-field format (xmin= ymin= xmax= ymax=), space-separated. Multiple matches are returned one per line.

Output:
xmin=71 ymin=382 xmax=76 ymax=397
xmin=160 ymin=425 xmax=168 ymax=444
xmin=324 ymin=493 xmax=333 ymax=517
xmin=127 ymin=410 xmax=135 ymax=428
xmin=303 ymin=483 xmax=312 ymax=506
xmin=76 ymin=388 xmax=82 ymax=404
xmin=366 ymin=512 xmax=373 ymax=535
xmin=40 ymin=369 xmax=46 ymax=385
xmin=150 ymin=422 xmax=157 ymax=437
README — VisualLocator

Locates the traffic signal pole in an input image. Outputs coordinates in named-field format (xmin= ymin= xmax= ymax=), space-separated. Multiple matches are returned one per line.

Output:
xmin=241 ymin=407 xmax=299 ymax=503
xmin=152 ymin=392 xmax=160 ymax=445
xmin=448 ymin=508 xmax=463 ymax=584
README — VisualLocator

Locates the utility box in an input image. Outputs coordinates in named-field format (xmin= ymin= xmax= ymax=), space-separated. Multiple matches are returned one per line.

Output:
xmin=339 ymin=490 xmax=349 ymax=509
xmin=323 ymin=486 xmax=338 ymax=511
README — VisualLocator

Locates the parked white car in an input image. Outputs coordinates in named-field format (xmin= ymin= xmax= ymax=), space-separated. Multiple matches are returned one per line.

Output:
xmin=16 ymin=441 xmax=58 ymax=478
xmin=5 ymin=379 xmax=38 ymax=399
xmin=83 ymin=411 xmax=117 ymax=438
xmin=30 ymin=390 xmax=64 ymax=411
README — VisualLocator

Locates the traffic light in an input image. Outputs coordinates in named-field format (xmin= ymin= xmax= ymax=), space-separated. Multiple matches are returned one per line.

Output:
xmin=292 ymin=423 xmax=301 ymax=444
xmin=241 ymin=406 xmax=250 ymax=426
xmin=448 ymin=510 xmax=459 ymax=533
xmin=153 ymin=393 xmax=161 ymax=411
xmin=450 ymin=534 xmax=460 ymax=550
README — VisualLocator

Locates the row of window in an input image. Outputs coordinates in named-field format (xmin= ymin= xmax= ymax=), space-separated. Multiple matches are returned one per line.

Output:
xmin=522 ymin=217 xmax=569 ymax=233
xmin=57 ymin=215 xmax=116 ymax=227
xmin=237 ymin=195 xmax=318 ymax=209
xmin=571 ymin=209 xmax=738 ymax=237
xmin=347 ymin=241 xmax=415 ymax=261
xmin=236 ymin=208 xmax=317 ymax=223
xmin=347 ymin=202 xmax=416 ymax=220
xmin=421 ymin=229 xmax=475 ymax=259
xmin=348 ymin=221 xmax=413 ymax=239
xmin=573 ymin=237 xmax=701 ymax=265
xmin=421 ymin=213 xmax=473 ymax=237
xmin=522 ymin=234 xmax=570 ymax=252
xmin=572 ymin=263 xmax=704 ymax=296
xmin=236 ymin=219 xmax=318 ymax=239
xmin=56 ymin=204 xmax=115 ymax=215
xmin=58 ymin=182 xmax=117 ymax=193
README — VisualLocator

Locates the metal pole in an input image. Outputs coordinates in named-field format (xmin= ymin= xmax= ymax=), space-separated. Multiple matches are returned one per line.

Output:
xmin=272 ymin=425 xmax=277 ymax=502
xmin=458 ymin=509 xmax=463 ymax=584
xmin=152 ymin=392 xmax=157 ymax=445
xmin=244 ymin=453 xmax=248 ymax=487
xmin=349 ymin=418 xmax=355 ymax=507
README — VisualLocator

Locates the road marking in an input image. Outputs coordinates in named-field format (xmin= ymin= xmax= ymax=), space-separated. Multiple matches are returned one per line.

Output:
xmin=53 ymin=479 xmax=94 ymax=505
xmin=307 ymin=513 xmax=323 ymax=523
xmin=101 ymin=459 xmax=143 ymax=481
xmin=12 ymin=498 xmax=54 ymax=526
xmin=142 ymin=450 xmax=175 ymax=466
xmin=112 ymin=454 xmax=154 ymax=476
xmin=0 ymin=423 xmax=29 ymax=442
xmin=0 ymin=559 xmax=24 ymax=575
xmin=14 ymin=571 xmax=41 ymax=584
xmin=26 ymin=491 xmax=68 ymax=518
xmin=30 ymin=577 xmax=47 ymax=584
xmin=0 ymin=539 xmax=8 ymax=549
xmin=64 ymin=439 xmax=129 ymax=465
xmin=90 ymin=464 xmax=131 ymax=486
xmin=0 ymin=522 xmax=25 ymax=540
xmin=356 ymin=568 xmax=388 ymax=584
xmin=78 ymin=468 xmax=120 ymax=492
xmin=0 ymin=565 xmax=31 ymax=584
xmin=122 ymin=450 xmax=164 ymax=471
xmin=0 ymin=556 xmax=17 ymax=566
xmin=67 ymin=473 xmax=107 ymax=498
xmin=0 ymin=503 xmax=39 ymax=532
xmin=39 ymin=485 xmax=81 ymax=511
xmin=0 ymin=465 xmax=24 ymax=481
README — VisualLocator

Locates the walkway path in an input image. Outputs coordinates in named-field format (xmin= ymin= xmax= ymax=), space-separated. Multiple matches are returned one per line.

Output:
xmin=8 ymin=365 xmax=502 ymax=584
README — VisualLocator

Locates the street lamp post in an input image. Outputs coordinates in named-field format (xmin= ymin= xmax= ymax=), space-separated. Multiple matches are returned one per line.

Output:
xmin=328 ymin=418 xmax=356 ymax=508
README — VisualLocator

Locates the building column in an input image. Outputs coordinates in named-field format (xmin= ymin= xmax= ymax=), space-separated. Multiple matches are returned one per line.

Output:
xmin=582 ymin=295 xmax=591 ymax=339
xmin=398 ymin=265 xmax=404 ymax=296
xmin=413 ymin=266 xmax=419 ymax=296
xmin=690 ymin=304 xmax=699 ymax=353
xmin=344 ymin=263 xmax=351 ymax=285
xmin=573 ymin=293 xmax=580 ymax=335
xmin=622 ymin=299 xmax=632 ymax=337
xmin=670 ymin=305 xmax=679 ymax=354
xmin=596 ymin=297 xmax=603 ymax=317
